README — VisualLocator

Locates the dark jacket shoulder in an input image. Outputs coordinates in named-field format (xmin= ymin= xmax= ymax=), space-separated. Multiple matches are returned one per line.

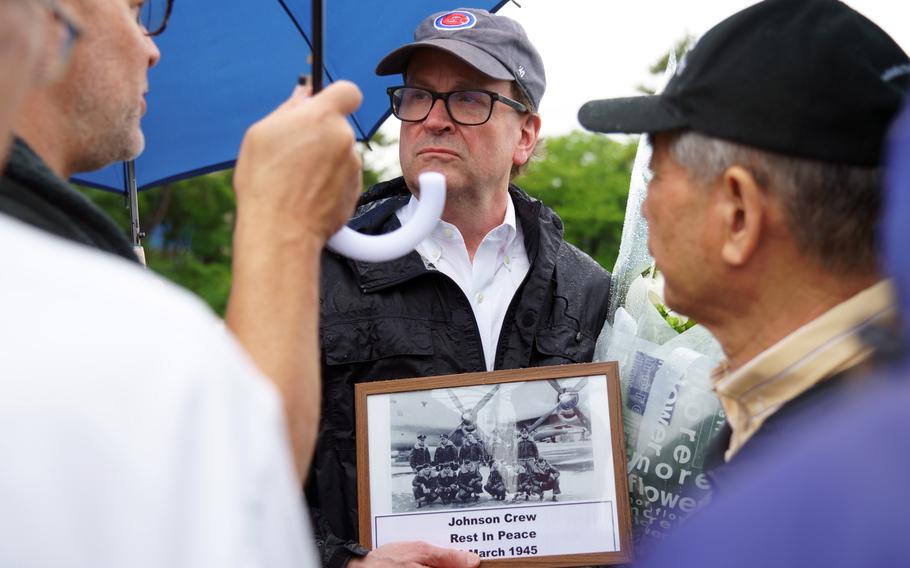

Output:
xmin=0 ymin=138 xmax=137 ymax=262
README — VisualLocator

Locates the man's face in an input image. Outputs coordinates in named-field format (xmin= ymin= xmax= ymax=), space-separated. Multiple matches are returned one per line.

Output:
xmin=641 ymin=134 xmax=719 ymax=319
xmin=0 ymin=0 xmax=51 ymax=167
xmin=399 ymin=49 xmax=534 ymax=200
xmin=50 ymin=0 xmax=160 ymax=173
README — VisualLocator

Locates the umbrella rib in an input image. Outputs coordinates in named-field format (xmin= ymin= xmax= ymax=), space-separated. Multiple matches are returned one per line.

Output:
xmin=273 ymin=0 xmax=368 ymax=141
xmin=274 ymin=0 xmax=314 ymax=51
xmin=348 ymin=112 xmax=369 ymax=142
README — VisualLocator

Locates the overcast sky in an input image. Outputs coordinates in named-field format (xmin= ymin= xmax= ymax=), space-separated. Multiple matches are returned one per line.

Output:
xmin=370 ymin=0 xmax=910 ymax=173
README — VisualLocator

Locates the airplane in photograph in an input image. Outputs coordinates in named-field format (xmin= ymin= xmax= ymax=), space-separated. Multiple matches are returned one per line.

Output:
xmin=518 ymin=378 xmax=592 ymax=441
xmin=444 ymin=385 xmax=500 ymax=447
xmin=389 ymin=378 xmax=593 ymax=458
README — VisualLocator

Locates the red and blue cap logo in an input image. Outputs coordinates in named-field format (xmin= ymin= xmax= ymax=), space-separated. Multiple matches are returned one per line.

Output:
xmin=434 ymin=11 xmax=477 ymax=31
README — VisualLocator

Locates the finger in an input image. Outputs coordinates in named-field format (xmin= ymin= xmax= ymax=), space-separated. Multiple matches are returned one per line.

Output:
xmin=310 ymin=80 xmax=363 ymax=116
xmin=285 ymin=82 xmax=312 ymax=108
xmin=417 ymin=545 xmax=480 ymax=568
xmin=268 ymin=87 xmax=311 ymax=117
xmin=292 ymin=83 xmax=313 ymax=99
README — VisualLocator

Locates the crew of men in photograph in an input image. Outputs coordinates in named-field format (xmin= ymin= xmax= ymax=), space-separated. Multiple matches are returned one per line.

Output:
xmin=409 ymin=427 xmax=561 ymax=507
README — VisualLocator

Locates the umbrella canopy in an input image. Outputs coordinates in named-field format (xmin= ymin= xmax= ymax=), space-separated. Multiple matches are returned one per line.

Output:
xmin=72 ymin=0 xmax=509 ymax=192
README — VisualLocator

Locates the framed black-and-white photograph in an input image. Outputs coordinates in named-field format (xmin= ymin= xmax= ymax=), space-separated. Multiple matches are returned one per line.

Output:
xmin=355 ymin=362 xmax=633 ymax=566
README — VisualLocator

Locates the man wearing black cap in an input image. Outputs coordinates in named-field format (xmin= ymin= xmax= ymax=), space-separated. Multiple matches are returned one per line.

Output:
xmin=308 ymin=8 xmax=610 ymax=567
xmin=579 ymin=0 xmax=908 ymax=466
xmin=638 ymin=84 xmax=910 ymax=568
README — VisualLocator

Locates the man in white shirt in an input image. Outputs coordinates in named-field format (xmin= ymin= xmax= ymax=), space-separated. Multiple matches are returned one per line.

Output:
xmin=0 ymin=0 xmax=386 ymax=566
xmin=309 ymin=9 xmax=610 ymax=567
xmin=1 ymin=0 xmax=364 ymax=480
xmin=0 ymin=215 xmax=315 ymax=567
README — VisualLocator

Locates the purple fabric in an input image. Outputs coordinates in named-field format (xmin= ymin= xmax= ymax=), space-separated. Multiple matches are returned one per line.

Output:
xmin=883 ymin=86 xmax=910 ymax=346
xmin=636 ymin=368 xmax=910 ymax=568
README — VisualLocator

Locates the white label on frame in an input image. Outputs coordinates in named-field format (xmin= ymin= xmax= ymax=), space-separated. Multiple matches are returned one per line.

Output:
xmin=374 ymin=500 xmax=618 ymax=558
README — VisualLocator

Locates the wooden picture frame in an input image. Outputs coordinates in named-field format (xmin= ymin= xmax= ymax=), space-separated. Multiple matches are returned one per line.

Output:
xmin=355 ymin=362 xmax=633 ymax=566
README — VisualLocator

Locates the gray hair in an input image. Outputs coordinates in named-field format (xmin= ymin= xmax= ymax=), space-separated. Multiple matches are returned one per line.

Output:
xmin=664 ymin=130 xmax=882 ymax=273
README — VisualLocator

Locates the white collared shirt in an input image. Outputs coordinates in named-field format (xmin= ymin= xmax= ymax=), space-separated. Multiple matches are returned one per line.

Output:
xmin=0 ymin=215 xmax=316 ymax=567
xmin=396 ymin=194 xmax=531 ymax=371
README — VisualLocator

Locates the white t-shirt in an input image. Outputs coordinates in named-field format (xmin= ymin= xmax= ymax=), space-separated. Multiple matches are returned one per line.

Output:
xmin=0 ymin=215 xmax=317 ymax=567
xmin=397 ymin=194 xmax=531 ymax=371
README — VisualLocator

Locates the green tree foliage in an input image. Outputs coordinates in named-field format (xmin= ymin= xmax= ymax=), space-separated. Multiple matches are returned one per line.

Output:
xmin=361 ymin=130 xmax=393 ymax=189
xmin=78 ymin=171 xmax=236 ymax=314
xmin=517 ymin=132 xmax=637 ymax=270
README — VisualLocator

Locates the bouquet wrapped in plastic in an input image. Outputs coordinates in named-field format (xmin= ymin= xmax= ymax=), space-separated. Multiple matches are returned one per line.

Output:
xmin=596 ymin=265 xmax=725 ymax=545
xmin=593 ymin=59 xmax=728 ymax=544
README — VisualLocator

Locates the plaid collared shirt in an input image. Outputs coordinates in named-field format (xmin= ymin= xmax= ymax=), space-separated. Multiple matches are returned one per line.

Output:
xmin=712 ymin=280 xmax=897 ymax=461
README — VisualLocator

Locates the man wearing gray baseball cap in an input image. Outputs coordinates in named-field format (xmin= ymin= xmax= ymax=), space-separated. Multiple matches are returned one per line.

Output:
xmin=306 ymin=8 xmax=610 ymax=568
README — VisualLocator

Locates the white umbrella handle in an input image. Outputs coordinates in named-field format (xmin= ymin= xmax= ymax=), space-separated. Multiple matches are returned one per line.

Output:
xmin=326 ymin=171 xmax=446 ymax=263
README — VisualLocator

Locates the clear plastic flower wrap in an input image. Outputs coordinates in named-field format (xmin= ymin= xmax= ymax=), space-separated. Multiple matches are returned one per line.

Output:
xmin=593 ymin=52 xmax=729 ymax=547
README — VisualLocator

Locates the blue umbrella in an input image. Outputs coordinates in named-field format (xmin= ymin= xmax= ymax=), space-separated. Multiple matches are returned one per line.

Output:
xmin=72 ymin=0 xmax=509 ymax=193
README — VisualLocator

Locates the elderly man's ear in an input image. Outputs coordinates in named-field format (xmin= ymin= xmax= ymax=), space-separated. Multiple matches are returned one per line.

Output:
xmin=716 ymin=165 xmax=771 ymax=267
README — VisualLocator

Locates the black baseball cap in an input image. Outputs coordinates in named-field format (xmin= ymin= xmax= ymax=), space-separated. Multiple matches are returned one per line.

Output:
xmin=376 ymin=8 xmax=546 ymax=110
xmin=578 ymin=0 xmax=909 ymax=167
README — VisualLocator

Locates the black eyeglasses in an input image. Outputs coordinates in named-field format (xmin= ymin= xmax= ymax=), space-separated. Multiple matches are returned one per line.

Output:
xmin=138 ymin=0 xmax=173 ymax=37
xmin=387 ymin=86 xmax=528 ymax=126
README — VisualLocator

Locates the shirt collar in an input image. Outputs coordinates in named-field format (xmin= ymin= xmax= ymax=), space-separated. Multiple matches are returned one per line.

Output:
xmin=397 ymin=192 xmax=521 ymax=261
xmin=713 ymin=279 xmax=897 ymax=461
xmin=398 ymin=193 xmax=518 ymax=243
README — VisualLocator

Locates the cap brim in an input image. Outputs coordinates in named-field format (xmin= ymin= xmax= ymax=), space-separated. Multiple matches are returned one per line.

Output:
xmin=376 ymin=39 xmax=513 ymax=81
xmin=578 ymin=95 xmax=688 ymax=134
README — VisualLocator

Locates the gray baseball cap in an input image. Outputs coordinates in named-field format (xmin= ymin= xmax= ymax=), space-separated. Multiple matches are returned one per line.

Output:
xmin=375 ymin=8 xmax=546 ymax=110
